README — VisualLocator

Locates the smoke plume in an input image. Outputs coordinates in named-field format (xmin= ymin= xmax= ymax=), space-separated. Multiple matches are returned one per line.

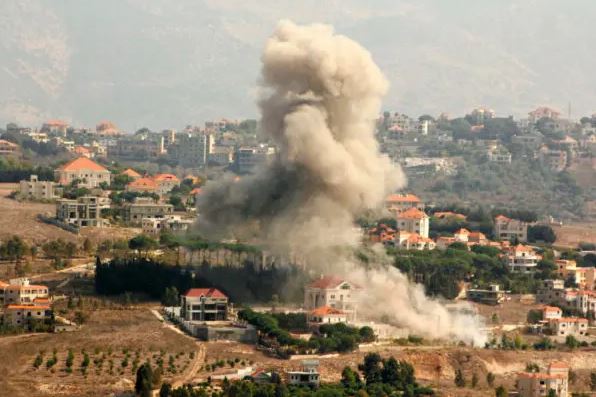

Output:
xmin=198 ymin=20 xmax=486 ymax=345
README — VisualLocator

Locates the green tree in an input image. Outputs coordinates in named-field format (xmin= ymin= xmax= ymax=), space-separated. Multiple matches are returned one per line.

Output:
xmin=566 ymin=335 xmax=580 ymax=349
xmin=486 ymin=372 xmax=495 ymax=387
xmin=495 ymin=386 xmax=507 ymax=397
xmin=135 ymin=363 xmax=154 ymax=397
xmin=159 ymin=383 xmax=171 ymax=397
xmin=454 ymin=369 xmax=465 ymax=387
xmin=161 ymin=286 xmax=179 ymax=307
xmin=471 ymin=372 xmax=478 ymax=388
xmin=82 ymin=238 xmax=93 ymax=254
xmin=359 ymin=353 xmax=383 ymax=385
xmin=591 ymin=372 xmax=596 ymax=391
xmin=341 ymin=367 xmax=361 ymax=389
xmin=129 ymin=235 xmax=158 ymax=257
xmin=547 ymin=389 xmax=557 ymax=397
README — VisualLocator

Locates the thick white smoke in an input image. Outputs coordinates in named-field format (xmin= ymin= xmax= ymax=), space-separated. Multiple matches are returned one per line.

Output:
xmin=198 ymin=20 xmax=486 ymax=345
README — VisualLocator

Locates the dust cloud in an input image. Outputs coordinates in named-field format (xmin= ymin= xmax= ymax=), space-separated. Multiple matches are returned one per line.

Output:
xmin=197 ymin=20 xmax=486 ymax=345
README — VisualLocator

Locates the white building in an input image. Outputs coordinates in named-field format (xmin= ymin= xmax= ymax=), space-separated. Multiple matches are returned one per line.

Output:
xmin=19 ymin=175 xmax=58 ymax=200
xmin=396 ymin=207 xmax=430 ymax=238
xmin=506 ymin=245 xmax=541 ymax=273
xmin=2 ymin=278 xmax=49 ymax=305
xmin=308 ymin=306 xmax=348 ymax=324
xmin=395 ymin=231 xmax=436 ymax=250
xmin=542 ymin=306 xmax=562 ymax=320
xmin=181 ymin=288 xmax=228 ymax=322
xmin=141 ymin=215 xmax=194 ymax=236
xmin=55 ymin=157 xmax=111 ymax=188
xmin=304 ymin=276 xmax=360 ymax=321
xmin=287 ymin=360 xmax=320 ymax=387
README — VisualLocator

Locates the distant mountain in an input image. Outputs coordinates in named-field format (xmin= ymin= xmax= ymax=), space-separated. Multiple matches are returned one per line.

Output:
xmin=1 ymin=0 xmax=594 ymax=130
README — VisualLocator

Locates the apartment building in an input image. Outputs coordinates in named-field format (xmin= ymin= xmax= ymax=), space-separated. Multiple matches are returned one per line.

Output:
xmin=55 ymin=157 xmax=111 ymax=188
xmin=19 ymin=175 xmax=58 ymax=200
xmin=528 ymin=106 xmax=560 ymax=123
xmin=168 ymin=132 xmax=214 ymax=167
xmin=304 ymin=276 xmax=360 ymax=321
xmin=539 ymin=147 xmax=568 ymax=172
xmin=234 ymin=145 xmax=275 ymax=174
xmin=108 ymin=135 xmax=165 ymax=160
xmin=56 ymin=196 xmax=102 ymax=227
xmin=494 ymin=214 xmax=528 ymax=242
xmin=181 ymin=288 xmax=228 ymax=322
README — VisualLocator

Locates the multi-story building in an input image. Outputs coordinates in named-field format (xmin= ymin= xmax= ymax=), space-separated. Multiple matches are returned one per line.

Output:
xmin=108 ymin=135 xmax=165 ymax=160
xmin=234 ymin=145 xmax=275 ymax=174
xmin=168 ymin=132 xmax=214 ymax=167
xmin=287 ymin=360 xmax=320 ymax=387
xmin=122 ymin=198 xmax=174 ymax=226
xmin=304 ymin=276 xmax=360 ymax=321
xmin=141 ymin=215 xmax=194 ymax=236
xmin=494 ymin=214 xmax=528 ymax=242
xmin=528 ymin=107 xmax=561 ymax=123
xmin=56 ymin=196 xmax=102 ymax=227
xmin=506 ymin=245 xmax=541 ymax=273
xmin=41 ymin=119 xmax=68 ymax=135
xmin=539 ymin=147 xmax=568 ymax=172
xmin=385 ymin=193 xmax=424 ymax=214
xmin=469 ymin=107 xmax=495 ymax=125
xmin=536 ymin=280 xmax=596 ymax=320
xmin=487 ymin=147 xmax=512 ymax=164
xmin=208 ymin=146 xmax=234 ymax=166
xmin=396 ymin=208 xmax=430 ymax=238
xmin=466 ymin=284 xmax=505 ymax=305
xmin=542 ymin=306 xmax=562 ymax=320
xmin=55 ymin=157 xmax=111 ymax=188
xmin=4 ymin=304 xmax=52 ymax=328
xmin=395 ymin=231 xmax=436 ymax=250
xmin=181 ymin=288 xmax=228 ymax=321
xmin=548 ymin=317 xmax=588 ymax=339
xmin=2 ymin=278 xmax=49 ymax=305
xmin=308 ymin=306 xmax=348 ymax=324
xmin=516 ymin=362 xmax=568 ymax=397
xmin=0 ymin=139 xmax=19 ymax=157
xmin=19 ymin=175 xmax=57 ymax=200
xmin=153 ymin=174 xmax=180 ymax=195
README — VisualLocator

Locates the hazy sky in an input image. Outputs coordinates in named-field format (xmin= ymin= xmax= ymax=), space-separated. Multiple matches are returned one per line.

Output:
xmin=1 ymin=0 xmax=594 ymax=130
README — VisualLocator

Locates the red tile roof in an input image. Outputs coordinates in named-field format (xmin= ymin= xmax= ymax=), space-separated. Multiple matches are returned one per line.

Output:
xmin=386 ymin=193 xmax=421 ymax=203
xmin=494 ymin=214 xmax=512 ymax=222
xmin=397 ymin=207 xmax=428 ymax=220
xmin=154 ymin=173 xmax=180 ymax=183
xmin=59 ymin=157 xmax=108 ymax=172
xmin=307 ymin=276 xmax=347 ymax=289
xmin=127 ymin=177 xmax=157 ymax=189
xmin=311 ymin=306 xmax=345 ymax=316
xmin=122 ymin=168 xmax=141 ymax=178
xmin=184 ymin=288 xmax=227 ymax=299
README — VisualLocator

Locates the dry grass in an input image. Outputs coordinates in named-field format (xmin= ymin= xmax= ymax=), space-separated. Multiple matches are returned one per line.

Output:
xmin=0 ymin=308 xmax=199 ymax=397
xmin=552 ymin=222 xmax=596 ymax=248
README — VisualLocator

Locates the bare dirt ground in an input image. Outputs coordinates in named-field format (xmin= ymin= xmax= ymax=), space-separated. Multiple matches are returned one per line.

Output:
xmin=552 ymin=221 xmax=596 ymax=248
xmin=0 ymin=308 xmax=202 ymax=397
xmin=0 ymin=183 xmax=138 ymax=246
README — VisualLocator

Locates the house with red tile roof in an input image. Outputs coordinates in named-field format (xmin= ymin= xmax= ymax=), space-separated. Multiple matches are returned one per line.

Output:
xmin=121 ymin=168 xmax=141 ymax=180
xmin=126 ymin=177 xmax=158 ymax=193
xmin=494 ymin=214 xmax=528 ymax=242
xmin=516 ymin=361 xmax=568 ymax=397
xmin=385 ymin=193 xmax=423 ymax=214
xmin=181 ymin=288 xmax=228 ymax=321
xmin=0 ymin=139 xmax=19 ymax=156
xmin=304 ymin=276 xmax=359 ymax=321
xmin=308 ymin=305 xmax=347 ymax=324
xmin=55 ymin=157 xmax=110 ymax=188
xmin=395 ymin=231 xmax=436 ymax=250
xmin=397 ymin=207 xmax=429 ymax=238
xmin=74 ymin=145 xmax=94 ymax=158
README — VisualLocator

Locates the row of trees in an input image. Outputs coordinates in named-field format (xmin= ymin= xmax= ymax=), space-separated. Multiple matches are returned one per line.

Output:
xmin=94 ymin=257 xmax=306 ymax=304
xmin=391 ymin=244 xmax=559 ymax=298
xmin=154 ymin=352 xmax=432 ymax=397
xmin=238 ymin=309 xmax=375 ymax=356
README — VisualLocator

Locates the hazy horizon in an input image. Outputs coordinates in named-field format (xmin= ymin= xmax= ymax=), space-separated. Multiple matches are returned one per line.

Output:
xmin=1 ymin=0 xmax=595 ymax=131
